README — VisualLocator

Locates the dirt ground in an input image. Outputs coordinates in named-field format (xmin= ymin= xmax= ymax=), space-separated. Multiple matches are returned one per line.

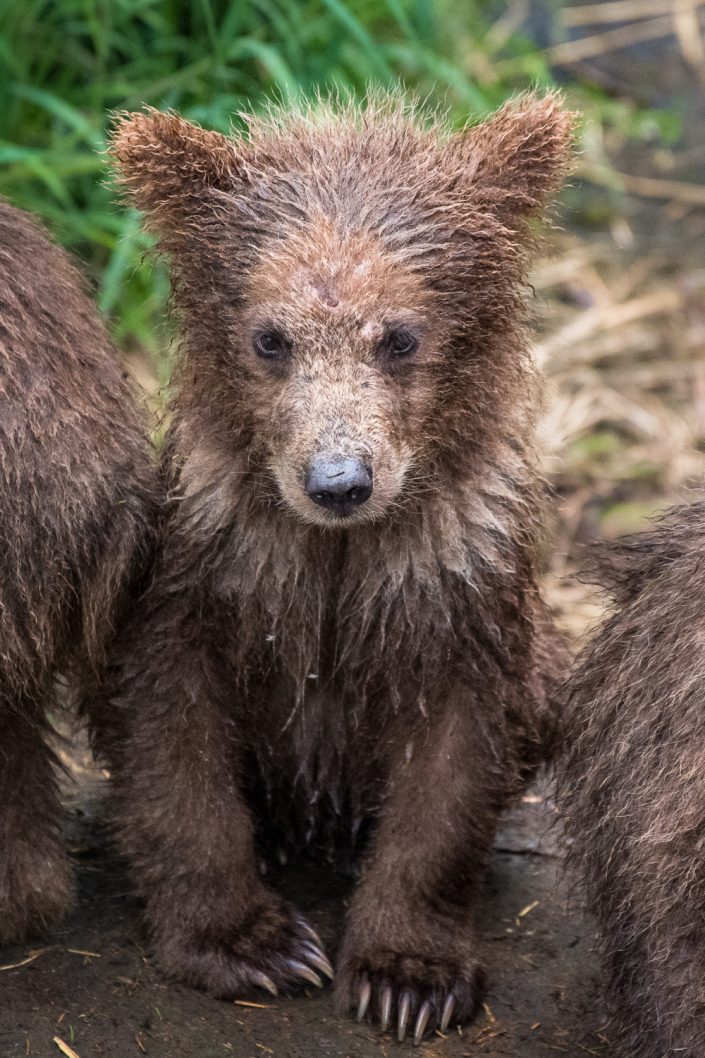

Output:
xmin=0 ymin=772 xmax=606 ymax=1058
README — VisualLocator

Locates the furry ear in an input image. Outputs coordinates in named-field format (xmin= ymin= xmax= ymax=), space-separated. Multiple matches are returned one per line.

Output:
xmin=109 ymin=109 xmax=243 ymax=231
xmin=454 ymin=92 xmax=575 ymax=222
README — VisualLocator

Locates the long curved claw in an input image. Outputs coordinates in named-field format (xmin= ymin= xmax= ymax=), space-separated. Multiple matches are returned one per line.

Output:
xmin=397 ymin=990 xmax=412 ymax=1042
xmin=250 ymin=971 xmax=278 ymax=997
xmin=413 ymin=999 xmax=432 ymax=1046
xmin=287 ymin=960 xmax=323 ymax=988
xmin=299 ymin=921 xmax=325 ymax=949
xmin=380 ymin=984 xmax=393 ymax=1032
xmin=440 ymin=993 xmax=456 ymax=1033
xmin=356 ymin=977 xmax=371 ymax=1022
xmin=302 ymin=943 xmax=334 ymax=980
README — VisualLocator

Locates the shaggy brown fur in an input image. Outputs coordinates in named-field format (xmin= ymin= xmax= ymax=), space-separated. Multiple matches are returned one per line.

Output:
xmin=560 ymin=502 xmax=705 ymax=1058
xmin=0 ymin=200 xmax=156 ymax=943
xmin=107 ymin=92 xmax=572 ymax=1042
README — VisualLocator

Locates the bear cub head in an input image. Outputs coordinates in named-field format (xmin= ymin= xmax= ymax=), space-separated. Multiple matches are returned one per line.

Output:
xmin=111 ymin=94 xmax=573 ymax=531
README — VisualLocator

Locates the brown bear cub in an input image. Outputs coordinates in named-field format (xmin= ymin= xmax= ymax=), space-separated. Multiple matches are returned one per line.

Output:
xmin=560 ymin=502 xmax=705 ymax=1058
xmin=108 ymin=93 xmax=572 ymax=1042
xmin=0 ymin=201 xmax=156 ymax=943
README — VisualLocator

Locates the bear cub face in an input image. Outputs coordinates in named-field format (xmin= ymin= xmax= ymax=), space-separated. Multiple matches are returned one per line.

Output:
xmin=239 ymin=222 xmax=433 ymax=528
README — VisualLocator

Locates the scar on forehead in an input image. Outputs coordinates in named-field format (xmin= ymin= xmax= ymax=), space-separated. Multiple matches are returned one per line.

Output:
xmin=361 ymin=320 xmax=384 ymax=342
xmin=308 ymin=278 xmax=340 ymax=309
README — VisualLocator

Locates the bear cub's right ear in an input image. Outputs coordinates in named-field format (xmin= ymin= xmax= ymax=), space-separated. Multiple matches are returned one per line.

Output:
xmin=109 ymin=109 xmax=243 ymax=231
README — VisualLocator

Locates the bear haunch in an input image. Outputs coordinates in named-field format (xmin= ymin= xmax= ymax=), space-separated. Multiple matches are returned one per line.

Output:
xmin=560 ymin=500 xmax=705 ymax=1058
xmin=0 ymin=200 xmax=157 ymax=942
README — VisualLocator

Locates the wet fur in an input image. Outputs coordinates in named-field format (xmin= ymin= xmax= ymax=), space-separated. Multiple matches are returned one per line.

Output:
xmin=560 ymin=501 xmax=705 ymax=1058
xmin=0 ymin=201 xmax=157 ymax=942
xmin=106 ymin=93 xmax=573 ymax=1038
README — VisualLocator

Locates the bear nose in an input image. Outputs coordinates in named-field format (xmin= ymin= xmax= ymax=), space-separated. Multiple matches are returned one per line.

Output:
xmin=305 ymin=455 xmax=373 ymax=515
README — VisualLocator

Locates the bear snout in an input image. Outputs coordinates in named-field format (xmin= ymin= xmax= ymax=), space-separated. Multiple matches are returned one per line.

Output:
xmin=304 ymin=454 xmax=373 ymax=517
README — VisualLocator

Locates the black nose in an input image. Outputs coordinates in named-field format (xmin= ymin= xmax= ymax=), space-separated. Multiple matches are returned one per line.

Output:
xmin=305 ymin=455 xmax=373 ymax=515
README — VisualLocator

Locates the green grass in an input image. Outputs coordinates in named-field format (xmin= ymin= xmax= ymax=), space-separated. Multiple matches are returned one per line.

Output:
xmin=0 ymin=0 xmax=668 ymax=366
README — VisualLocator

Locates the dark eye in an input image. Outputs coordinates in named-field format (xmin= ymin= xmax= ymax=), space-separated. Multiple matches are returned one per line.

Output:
xmin=253 ymin=330 xmax=290 ymax=359
xmin=383 ymin=327 xmax=418 ymax=359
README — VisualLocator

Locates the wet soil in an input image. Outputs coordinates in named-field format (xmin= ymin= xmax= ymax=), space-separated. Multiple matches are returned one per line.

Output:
xmin=0 ymin=775 xmax=606 ymax=1058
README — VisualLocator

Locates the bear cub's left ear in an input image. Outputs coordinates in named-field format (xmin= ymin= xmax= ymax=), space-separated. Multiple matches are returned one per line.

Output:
xmin=451 ymin=92 xmax=576 ymax=222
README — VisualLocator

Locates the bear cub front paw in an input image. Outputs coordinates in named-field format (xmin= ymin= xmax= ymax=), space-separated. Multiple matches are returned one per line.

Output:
xmin=156 ymin=888 xmax=333 ymax=999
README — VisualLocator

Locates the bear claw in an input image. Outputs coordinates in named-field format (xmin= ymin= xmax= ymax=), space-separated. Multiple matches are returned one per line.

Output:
xmin=250 ymin=971 xmax=279 ymax=996
xmin=413 ymin=999 xmax=432 ymax=1045
xmin=347 ymin=957 xmax=478 ymax=1045
xmin=354 ymin=977 xmax=460 ymax=1044
xmin=357 ymin=977 xmax=371 ymax=1021
xmin=440 ymin=993 xmax=456 ymax=1033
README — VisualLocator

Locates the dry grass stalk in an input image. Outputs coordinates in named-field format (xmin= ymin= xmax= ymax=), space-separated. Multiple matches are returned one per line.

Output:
xmin=52 ymin=1040 xmax=81 ymax=1058
xmin=562 ymin=0 xmax=696 ymax=25
xmin=535 ymin=287 xmax=682 ymax=364
xmin=0 ymin=949 xmax=49 ymax=972
xmin=581 ymin=164 xmax=705 ymax=208
xmin=549 ymin=16 xmax=674 ymax=64
xmin=674 ymin=0 xmax=705 ymax=71
xmin=561 ymin=0 xmax=705 ymax=82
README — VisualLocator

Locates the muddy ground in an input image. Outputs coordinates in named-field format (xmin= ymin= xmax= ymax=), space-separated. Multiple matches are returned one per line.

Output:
xmin=0 ymin=774 xmax=606 ymax=1058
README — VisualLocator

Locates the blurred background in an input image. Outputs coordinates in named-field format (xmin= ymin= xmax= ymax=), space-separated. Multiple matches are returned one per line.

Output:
xmin=2 ymin=0 xmax=705 ymax=637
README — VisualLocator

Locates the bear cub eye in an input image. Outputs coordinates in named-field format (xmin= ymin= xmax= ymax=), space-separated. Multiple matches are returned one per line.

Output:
xmin=378 ymin=326 xmax=419 ymax=361
xmin=253 ymin=329 xmax=291 ymax=360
